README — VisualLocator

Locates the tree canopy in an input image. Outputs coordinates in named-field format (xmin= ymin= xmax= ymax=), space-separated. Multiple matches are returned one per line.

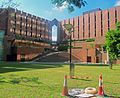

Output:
xmin=0 ymin=0 xmax=19 ymax=9
xmin=104 ymin=22 xmax=120 ymax=60
xmin=51 ymin=0 xmax=87 ymax=12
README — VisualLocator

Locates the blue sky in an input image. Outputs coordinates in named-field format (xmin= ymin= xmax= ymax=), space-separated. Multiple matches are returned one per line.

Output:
xmin=17 ymin=0 xmax=120 ymax=41
xmin=18 ymin=0 xmax=119 ymax=21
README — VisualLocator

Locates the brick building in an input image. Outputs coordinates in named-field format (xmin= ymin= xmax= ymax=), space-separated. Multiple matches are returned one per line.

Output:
xmin=58 ymin=6 xmax=120 ymax=64
xmin=0 ymin=8 xmax=52 ymax=61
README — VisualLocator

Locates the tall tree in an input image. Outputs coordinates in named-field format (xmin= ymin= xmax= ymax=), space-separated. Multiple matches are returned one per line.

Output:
xmin=104 ymin=22 xmax=120 ymax=69
xmin=0 ymin=0 xmax=19 ymax=14
xmin=51 ymin=0 xmax=87 ymax=12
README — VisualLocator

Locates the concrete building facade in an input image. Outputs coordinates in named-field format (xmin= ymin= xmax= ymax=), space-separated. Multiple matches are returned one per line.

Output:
xmin=1 ymin=6 xmax=120 ymax=63
xmin=58 ymin=6 xmax=120 ymax=64
xmin=0 ymin=8 xmax=52 ymax=61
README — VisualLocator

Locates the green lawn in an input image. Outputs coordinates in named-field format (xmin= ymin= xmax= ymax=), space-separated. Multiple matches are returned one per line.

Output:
xmin=0 ymin=62 xmax=120 ymax=97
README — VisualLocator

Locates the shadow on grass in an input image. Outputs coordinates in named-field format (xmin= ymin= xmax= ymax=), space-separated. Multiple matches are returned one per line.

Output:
xmin=75 ymin=64 xmax=109 ymax=66
xmin=0 ymin=76 xmax=54 ymax=90
xmin=0 ymin=62 xmax=63 ymax=73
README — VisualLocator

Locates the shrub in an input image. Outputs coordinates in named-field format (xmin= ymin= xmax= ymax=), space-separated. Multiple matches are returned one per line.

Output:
xmin=58 ymin=45 xmax=68 ymax=51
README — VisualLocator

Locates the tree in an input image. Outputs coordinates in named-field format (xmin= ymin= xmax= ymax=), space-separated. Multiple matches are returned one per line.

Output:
xmin=0 ymin=0 xmax=19 ymax=14
xmin=64 ymin=24 xmax=74 ymax=77
xmin=104 ymin=22 xmax=120 ymax=69
xmin=51 ymin=0 xmax=87 ymax=12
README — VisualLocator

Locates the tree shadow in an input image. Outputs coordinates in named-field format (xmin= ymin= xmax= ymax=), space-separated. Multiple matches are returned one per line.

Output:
xmin=75 ymin=64 xmax=109 ymax=67
xmin=0 ymin=76 xmax=54 ymax=90
xmin=0 ymin=62 xmax=63 ymax=73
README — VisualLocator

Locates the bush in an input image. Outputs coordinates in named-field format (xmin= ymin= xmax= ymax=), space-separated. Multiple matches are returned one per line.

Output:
xmin=58 ymin=45 xmax=68 ymax=51
xmin=85 ymin=38 xmax=95 ymax=42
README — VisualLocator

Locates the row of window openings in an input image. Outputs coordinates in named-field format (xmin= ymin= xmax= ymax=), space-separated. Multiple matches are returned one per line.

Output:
xmin=13 ymin=21 xmax=48 ymax=34
xmin=13 ymin=27 xmax=50 ymax=38
xmin=66 ymin=12 xmax=117 ymax=39
xmin=14 ymin=13 xmax=46 ymax=24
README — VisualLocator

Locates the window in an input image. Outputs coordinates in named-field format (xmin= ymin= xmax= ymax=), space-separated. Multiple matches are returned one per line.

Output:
xmin=20 ymin=15 xmax=22 ymax=34
xmin=101 ymin=11 xmax=103 ymax=36
xmin=73 ymin=18 xmax=75 ymax=39
xmin=36 ymin=20 xmax=37 ymax=37
xmin=108 ymin=11 xmax=110 ymax=30
xmin=115 ymin=10 xmax=117 ymax=23
xmin=78 ymin=17 xmax=79 ymax=39
xmin=31 ymin=19 xmax=33 ymax=37
xmin=103 ymin=47 xmax=106 ymax=52
xmin=99 ymin=48 xmax=102 ymax=52
xmin=87 ymin=56 xmax=91 ymax=62
xmin=83 ymin=16 xmax=85 ymax=38
xmin=95 ymin=14 xmax=96 ymax=37
xmin=89 ymin=15 xmax=90 ymax=37
xmin=26 ymin=16 xmax=28 ymax=36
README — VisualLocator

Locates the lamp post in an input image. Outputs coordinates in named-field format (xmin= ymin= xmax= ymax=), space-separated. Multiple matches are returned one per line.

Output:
xmin=64 ymin=24 xmax=74 ymax=77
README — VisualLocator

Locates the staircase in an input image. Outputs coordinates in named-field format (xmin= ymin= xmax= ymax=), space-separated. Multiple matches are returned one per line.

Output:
xmin=34 ymin=51 xmax=80 ymax=62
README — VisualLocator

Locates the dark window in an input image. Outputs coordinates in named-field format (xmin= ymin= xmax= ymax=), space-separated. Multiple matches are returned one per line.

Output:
xmin=26 ymin=16 xmax=28 ymax=36
xmin=101 ymin=11 xmax=103 ymax=36
xmin=20 ymin=16 xmax=22 ymax=34
xmin=95 ymin=14 xmax=96 ymax=37
xmin=89 ymin=15 xmax=90 ymax=37
xmin=108 ymin=11 xmax=110 ymax=30
xmin=78 ymin=17 xmax=79 ymax=40
xmin=14 ymin=12 xmax=16 ymax=34
xmin=87 ymin=56 xmax=91 ymax=62
xmin=99 ymin=48 xmax=102 ymax=52
xmin=31 ymin=19 xmax=33 ymax=37
xmin=36 ymin=20 xmax=37 ymax=37
xmin=103 ymin=47 xmax=106 ymax=52
xmin=73 ymin=18 xmax=74 ymax=39
xmin=115 ymin=10 xmax=117 ymax=23
xmin=64 ymin=20 xmax=66 ymax=38
xmin=83 ymin=16 xmax=85 ymax=38
xmin=40 ymin=30 xmax=42 ymax=37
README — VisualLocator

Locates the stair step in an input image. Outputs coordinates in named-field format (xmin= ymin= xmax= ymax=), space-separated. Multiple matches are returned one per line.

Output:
xmin=34 ymin=51 xmax=80 ymax=62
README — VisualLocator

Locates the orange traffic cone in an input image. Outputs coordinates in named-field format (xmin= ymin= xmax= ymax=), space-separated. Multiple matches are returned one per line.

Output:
xmin=98 ymin=75 xmax=104 ymax=95
xmin=62 ymin=75 xmax=69 ymax=96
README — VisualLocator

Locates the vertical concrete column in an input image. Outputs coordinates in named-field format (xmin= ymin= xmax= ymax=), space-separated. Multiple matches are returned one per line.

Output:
xmin=84 ymin=14 xmax=89 ymax=39
xmin=102 ymin=9 xmax=108 ymax=36
xmin=90 ymin=12 xmax=95 ymax=38
xmin=74 ymin=17 xmax=78 ymax=40
xmin=117 ymin=6 xmax=120 ymax=21
xmin=96 ymin=10 xmax=102 ymax=37
xmin=79 ymin=15 xmax=83 ymax=40
xmin=109 ymin=7 xmax=116 ymax=30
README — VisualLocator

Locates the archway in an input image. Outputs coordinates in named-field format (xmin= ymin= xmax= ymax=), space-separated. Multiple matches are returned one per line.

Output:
xmin=51 ymin=18 xmax=58 ymax=42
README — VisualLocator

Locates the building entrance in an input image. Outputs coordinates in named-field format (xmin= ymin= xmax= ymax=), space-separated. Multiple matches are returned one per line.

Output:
xmin=0 ymin=30 xmax=5 ymax=61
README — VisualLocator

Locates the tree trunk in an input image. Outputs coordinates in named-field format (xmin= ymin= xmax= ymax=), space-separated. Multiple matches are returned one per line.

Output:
xmin=70 ymin=63 xmax=75 ymax=77
xmin=109 ymin=59 xmax=113 ymax=69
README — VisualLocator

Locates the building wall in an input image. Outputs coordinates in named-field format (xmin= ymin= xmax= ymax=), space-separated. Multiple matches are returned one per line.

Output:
xmin=79 ymin=15 xmax=83 ymax=40
xmin=0 ymin=8 xmax=52 ymax=61
xmin=68 ymin=42 xmax=96 ymax=63
xmin=96 ymin=10 xmax=102 ymax=37
xmin=6 ymin=8 xmax=52 ymax=41
xmin=58 ymin=6 xmax=120 ymax=64
xmin=59 ymin=6 xmax=119 ymax=41
xmin=74 ymin=17 xmax=78 ymax=40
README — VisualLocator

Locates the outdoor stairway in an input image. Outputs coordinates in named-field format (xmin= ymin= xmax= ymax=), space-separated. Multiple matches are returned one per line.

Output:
xmin=35 ymin=51 xmax=80 ymax=62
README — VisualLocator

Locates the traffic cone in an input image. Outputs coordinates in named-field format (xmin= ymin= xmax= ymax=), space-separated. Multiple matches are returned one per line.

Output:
xmin=98 ymin=75 xmax=104 ymax=95
xmin=62 ymin=75 xmax=69 ymax=96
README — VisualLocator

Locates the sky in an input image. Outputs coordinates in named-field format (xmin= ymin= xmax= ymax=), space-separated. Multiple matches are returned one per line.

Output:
xmin=17 ymin=0 xmax=120 ymax=41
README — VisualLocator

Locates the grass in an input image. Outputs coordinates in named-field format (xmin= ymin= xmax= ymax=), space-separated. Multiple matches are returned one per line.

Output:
xmin=0 ymin=62 xmax=119 ymax=97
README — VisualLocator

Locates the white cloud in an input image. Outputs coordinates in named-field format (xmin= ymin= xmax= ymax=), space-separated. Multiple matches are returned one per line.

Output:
xmin=52 ymin=1 xmax=68 ymax=11
xmin=115 ymin=1 xmax=120 ymax=6
xmin=52 ymin=36 xmax=57 ymax=41
xmin=45 ymin=10 xmax=53 ymax=16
